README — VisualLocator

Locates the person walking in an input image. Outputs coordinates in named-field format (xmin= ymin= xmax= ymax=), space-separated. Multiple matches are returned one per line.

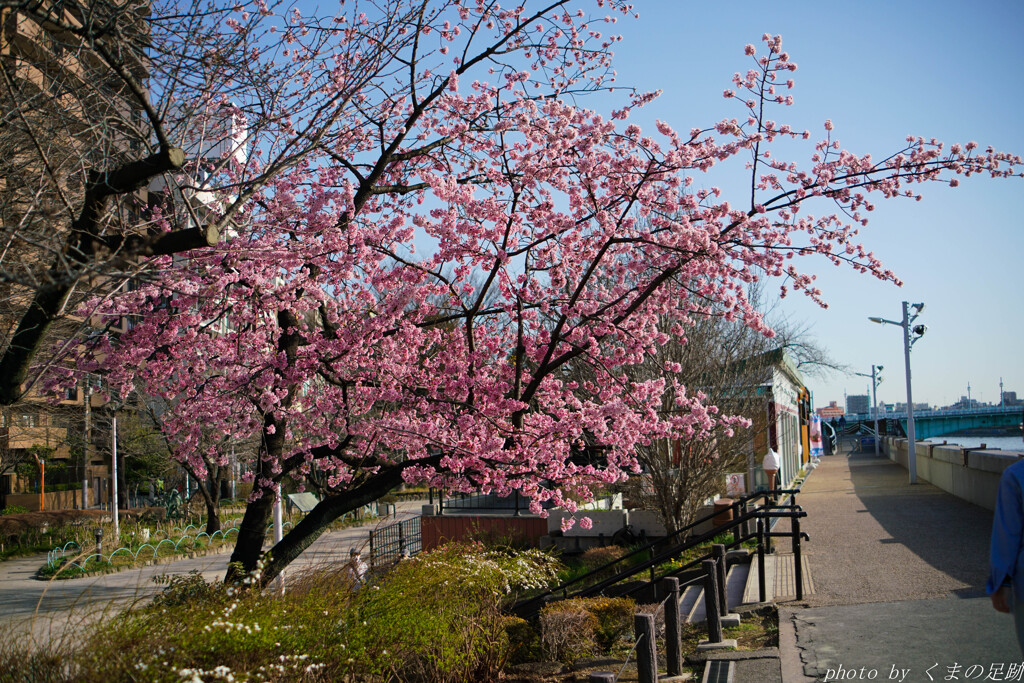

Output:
xmin=345 ymin=547 xmax=368 ymax=588
xmin=988 ymin=455 xmax=1024 ymax=654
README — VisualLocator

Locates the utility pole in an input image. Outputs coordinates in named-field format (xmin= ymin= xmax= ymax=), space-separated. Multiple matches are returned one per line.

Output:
xmin=111 ymin=410 xmax=119 ymax=544
xmin=83 ymin=378 xmax=91 ymax=509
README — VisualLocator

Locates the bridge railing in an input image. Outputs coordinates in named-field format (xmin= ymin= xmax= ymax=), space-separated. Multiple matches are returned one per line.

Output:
xmin=846 ymin=405 xmax=1023 ymax=422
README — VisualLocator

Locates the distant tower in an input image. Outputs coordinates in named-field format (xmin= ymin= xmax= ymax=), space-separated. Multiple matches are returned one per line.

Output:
xmin=1001 ymin=377 xmax=1004 ymax=407
xmin=967 ymin=382 xmax=972 ymax=407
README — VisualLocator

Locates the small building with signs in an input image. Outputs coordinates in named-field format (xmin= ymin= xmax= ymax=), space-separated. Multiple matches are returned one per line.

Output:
xmin=747 ymin=349 xmax=811 ymax=492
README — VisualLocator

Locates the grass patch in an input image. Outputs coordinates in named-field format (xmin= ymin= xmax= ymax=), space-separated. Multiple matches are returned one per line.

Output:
xmin=679 ymin=605 xmax=779 ymax=652
xmin=1 ymin=543 xmax=562 ymax=682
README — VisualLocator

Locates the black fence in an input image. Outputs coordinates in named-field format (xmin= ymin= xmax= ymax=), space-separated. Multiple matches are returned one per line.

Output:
xmin=368 ymin=517 xmax=422 ymax=568
xmin=435 ymin=490 xmax=557 ymax=514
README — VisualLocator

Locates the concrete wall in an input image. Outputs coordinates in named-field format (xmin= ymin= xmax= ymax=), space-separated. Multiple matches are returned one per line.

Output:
xmin=883 ymin=437 xmax=1022 ymax=511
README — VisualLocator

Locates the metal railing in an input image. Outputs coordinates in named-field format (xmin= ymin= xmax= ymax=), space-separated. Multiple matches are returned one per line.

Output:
xmin=432 ymin=489 xmax=556 ymax=515
xmin=368 ymin=516 xmax=421 ymax=568
xmin=511 ymin=488 xmax=808 ymax=619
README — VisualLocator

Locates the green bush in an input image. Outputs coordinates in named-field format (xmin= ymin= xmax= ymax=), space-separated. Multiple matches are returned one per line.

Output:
xmin=578 ymin=596 xmax=635 ymax=650
xmin=578 ymin=545 xmax=628 ymax=572
xmin=0 ymin=505 xmax=29 ymax=516
xmin=1 ymin=543 xmax=561 ymax=682
xmin=151 ymin=570 xmax=231 ymax=608
xmin=348 ymin=543 xmax=560 ymax=681
xmin=502 ymin=615 xmax=542 ymax=665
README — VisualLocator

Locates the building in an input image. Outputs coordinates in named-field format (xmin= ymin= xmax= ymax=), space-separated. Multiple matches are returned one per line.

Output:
xmin=846 ymin=394 xmax=870 ymax=415
xmin=894 ymin=402 xmax=931 ymax=413
xmin=816 ymin=401 xmax=844 ymax=419
xmin=746 ymin=349 xmax=811 ymax=493
xmin=0 ymin=1 xmax=151 ymax=509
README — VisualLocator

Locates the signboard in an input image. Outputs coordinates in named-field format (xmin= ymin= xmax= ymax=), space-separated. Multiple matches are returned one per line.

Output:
xmin=287 ymin=492 xmax=319 ymax=513
xmin=725 ymin=473 xmax=746 ymax=497
xmin=810 ymin=415 xmax=824 ymax=459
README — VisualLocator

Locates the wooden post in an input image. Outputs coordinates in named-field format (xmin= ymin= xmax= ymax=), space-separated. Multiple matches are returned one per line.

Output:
xmin=756 ymin=517 xmax=766 ymax=603
xmin=713 ymin=543 xmax=728 ymax=616
xmin=793 ymin=515 xmax=804 ymax=600
xmin=634 ymin=613 xmax=658 ymax=683
xmin=662 ymin=577 xmax=682 ymax=677
xmin=702 ymin=559 xmax=723 ymax=643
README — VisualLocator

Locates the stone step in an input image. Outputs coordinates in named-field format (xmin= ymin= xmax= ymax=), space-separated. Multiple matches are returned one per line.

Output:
xmin=740 ymin=552 xmax=815 ymax=604
xmin=683 ymin=561 xmax=749 ymax=625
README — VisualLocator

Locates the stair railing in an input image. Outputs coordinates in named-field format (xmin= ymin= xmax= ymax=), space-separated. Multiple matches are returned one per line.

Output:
xmin=512 ymin=489 xmax=806 ymax=618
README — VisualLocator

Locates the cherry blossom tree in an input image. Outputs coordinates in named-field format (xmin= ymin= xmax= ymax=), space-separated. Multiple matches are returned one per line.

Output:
xmin=0 ymin=0 xmax=376 ymax=405
xmin=58 ymin=4 xmax=1020 ymax=586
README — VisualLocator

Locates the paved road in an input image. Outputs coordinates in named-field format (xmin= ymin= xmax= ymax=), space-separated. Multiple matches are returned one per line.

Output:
xmin=780 ymin=442 xmax=1019 ymax=682
xmin=0 ymin=502 xmax=424 ymax=643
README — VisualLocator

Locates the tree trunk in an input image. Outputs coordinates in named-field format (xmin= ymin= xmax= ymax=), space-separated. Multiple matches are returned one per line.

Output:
xmin=204 ymin=470 xmax=222 ymax=534
xmin=225 ymin=492 xmax=274 ymax=584
xmin=189 ymin=467 xmax=222 ymax=534
xmin=256 ymin=466 xmax=406 ymax=587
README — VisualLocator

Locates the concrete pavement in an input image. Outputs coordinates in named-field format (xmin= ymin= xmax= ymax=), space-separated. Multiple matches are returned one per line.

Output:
xmin=778 ymin=440 xmax=1019 ymax=682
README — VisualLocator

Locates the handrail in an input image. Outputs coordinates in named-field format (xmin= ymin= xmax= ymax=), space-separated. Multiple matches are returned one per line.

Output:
xmin=512 ymin=493 xmax=803 ymax=618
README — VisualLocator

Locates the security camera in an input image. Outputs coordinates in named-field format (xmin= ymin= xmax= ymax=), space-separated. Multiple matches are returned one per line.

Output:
xmin=912 ymin=303 xmax=925 ymax=314
xmin=912 ymin=324 xmax=927 ymax=337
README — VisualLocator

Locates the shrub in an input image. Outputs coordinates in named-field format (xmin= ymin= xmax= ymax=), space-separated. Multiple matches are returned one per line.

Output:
xmin=348 ymin=543 xmax=559 ymax=681
xmin=151 ymin=570 xmax=231 ymax=608
xmin=502 ymin=616 xmax=541 ymax=665
xmin=578 ymin=596 xmax=635 ymax=650
xmin=578 ymin=545 xmax=628 ymax=572
xmin=539 ymin=601 xmax=599 ymax=666
xmin=0 ymin=505 xmax=29 ymax=516
xmin=539 ymin=596 xmax=635 ymax=662
xmin=1 ymin=544 xmax=561 ymax=682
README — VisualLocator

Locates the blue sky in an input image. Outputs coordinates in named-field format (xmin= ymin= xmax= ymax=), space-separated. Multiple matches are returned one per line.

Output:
xmin=599 ymin=1 xmax=1024 ymax=409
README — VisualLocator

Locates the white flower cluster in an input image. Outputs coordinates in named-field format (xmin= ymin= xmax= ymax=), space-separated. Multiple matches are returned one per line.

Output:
xmin=203 ymin=619 xmax=261 ymax=634
xmin=251 ymin=656 xmax=324 ymax=680
xmin=417 ymin=547 xmax=560 ymax=595
xmin=176 ymin=665 xmax=236 ymax=682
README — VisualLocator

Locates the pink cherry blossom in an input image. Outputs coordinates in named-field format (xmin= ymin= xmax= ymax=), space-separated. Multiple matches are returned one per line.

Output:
xmin=48 ymin=5 xmax=1023 ymax=585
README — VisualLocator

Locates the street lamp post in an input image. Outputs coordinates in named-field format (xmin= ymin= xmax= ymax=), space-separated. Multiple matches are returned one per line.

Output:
xmin=854 ymin=365 xmax=884 ymax=457
xmin=869 ymin=302 xmax=926 ymax=484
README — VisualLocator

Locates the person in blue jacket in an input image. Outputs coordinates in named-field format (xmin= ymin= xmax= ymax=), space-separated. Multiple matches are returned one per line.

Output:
xmin=989 ymin=455 xmax=1024 ymax=654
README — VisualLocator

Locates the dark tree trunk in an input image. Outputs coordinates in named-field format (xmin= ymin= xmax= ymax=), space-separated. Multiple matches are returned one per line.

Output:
xmin=189 ymin=467 xmax=223 ymax=534
xmin=225 ymin=492 xmax=274 ymax=584
xmin=257 ymin=466 xmax=406 ymax=586
xmin=204 ymin=477 xmax=222 ymax=535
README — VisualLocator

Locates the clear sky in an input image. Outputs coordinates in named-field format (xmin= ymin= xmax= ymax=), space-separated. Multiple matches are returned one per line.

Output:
xmin=599 ymin=0 xmax=1024 ymax=410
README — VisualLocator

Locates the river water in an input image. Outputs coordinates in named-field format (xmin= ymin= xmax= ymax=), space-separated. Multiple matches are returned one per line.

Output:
xmin=925 ymin=434 xmax=1024 ymax=452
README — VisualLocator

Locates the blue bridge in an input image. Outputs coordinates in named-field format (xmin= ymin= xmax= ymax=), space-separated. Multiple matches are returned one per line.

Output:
xmin=847 ymin=405 xmax=1022 ymax=440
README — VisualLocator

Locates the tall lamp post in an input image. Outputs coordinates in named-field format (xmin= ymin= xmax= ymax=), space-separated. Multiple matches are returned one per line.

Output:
xmin=854 ymin=365 xmax=884 ymax=457
xmin=869 ymin=302 xmax=927 ymax=484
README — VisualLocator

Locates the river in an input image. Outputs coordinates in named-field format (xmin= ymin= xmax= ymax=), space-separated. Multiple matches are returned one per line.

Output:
xmin=925 ymin=434 xmax=1024 ymax=452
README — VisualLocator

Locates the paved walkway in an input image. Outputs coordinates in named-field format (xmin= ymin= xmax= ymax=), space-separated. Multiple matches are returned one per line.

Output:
xmin=0 ymin=502 xmax=424 ymax=644
xmin=778 ymin=441 xmax=1019 ymax=682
